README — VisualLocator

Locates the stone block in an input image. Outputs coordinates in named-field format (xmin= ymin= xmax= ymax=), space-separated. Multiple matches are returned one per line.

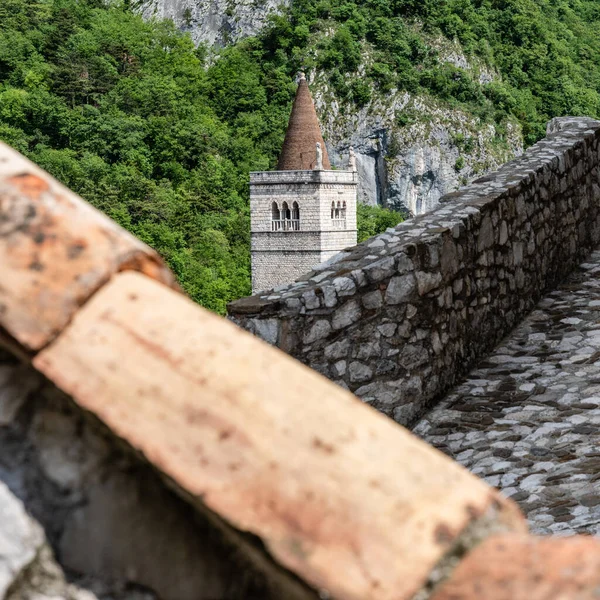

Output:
xmin=477 ymin=215 xmax=494 ymax=252
xmin=363 ymin=257 xmax=395 ymax=283
xmin=385 ymin=275 xmax=416 ymax=305
xmin=332 ymin=300 xmax=361 ymax=330
xmin=332 ymin=277 xmax=356 ymax=297
xmin=362 ymin=290 xmax=383 ymax=310
xmin=303 ymin=320 xmax=332 ymax=345
xmin=348 ymin=361 xmax=373 ymax=383
xmin=416 ymin=271 xmax=443 ymax=296
xmin=0 ymin=480 xmax=45 ymax=597
xmin=253 ymin=319 xmax=280 ymax=345
xmin=324 ymin=339 xmax=350 ymax=360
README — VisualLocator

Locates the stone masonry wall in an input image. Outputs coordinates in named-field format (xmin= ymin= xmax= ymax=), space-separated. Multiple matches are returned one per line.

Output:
xmin=229 ymin=117 xmax=600 ymax=427
xmin=252 ymin=248 xmax=322 ymax=293
xmin=250 ymin=170 xmax=357 ymax=292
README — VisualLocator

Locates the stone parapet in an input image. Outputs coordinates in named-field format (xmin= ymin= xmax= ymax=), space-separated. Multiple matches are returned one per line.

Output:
xmin=230 ymin=117 xmax=600 ymax=426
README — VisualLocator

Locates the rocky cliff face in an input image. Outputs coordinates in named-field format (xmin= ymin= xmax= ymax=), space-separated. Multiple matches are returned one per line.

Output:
xmin=135 ymin=3 xmax=524 ymax=216
xmin=320 ymin=90 xmax=523 ymax=216
xmin=313 ymin=41 xmax=523 ymax=216
xmin=137 ymin=0 xmax=289 ymax=47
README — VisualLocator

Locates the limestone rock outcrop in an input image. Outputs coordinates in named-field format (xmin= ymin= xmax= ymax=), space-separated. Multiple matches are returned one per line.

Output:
xmin=319 ymin=86 xmax=523 ymax=217
xmin=0 ymin=479 xmax=103 ymax=600
xmin=134 ymin=4 xmax=524 ymax=216
xmin=138 ymin=0 xmax=289 ymax=47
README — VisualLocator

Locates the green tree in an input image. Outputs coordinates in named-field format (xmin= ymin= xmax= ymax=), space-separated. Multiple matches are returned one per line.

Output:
xmin=357 ymin=204 xmax=404 ymax=243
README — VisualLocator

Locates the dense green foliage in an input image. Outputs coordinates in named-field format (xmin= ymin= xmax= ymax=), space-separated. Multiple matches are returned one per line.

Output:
xmin=357 ymin=203 xmax=404 ymax=242
xmin=1 ymin=0 xmax=599 ymax=312
xmin=267 ymin=0 xmax=600 ymax=143
xmin=0 ymin=0 xmax=263 ymax=313
xmin=0 ymin=0 xmax=401 ymax=313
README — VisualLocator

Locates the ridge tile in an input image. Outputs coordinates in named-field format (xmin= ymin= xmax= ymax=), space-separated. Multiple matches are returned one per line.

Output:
xmin=34 ymin=271 xmax=526 ymax=600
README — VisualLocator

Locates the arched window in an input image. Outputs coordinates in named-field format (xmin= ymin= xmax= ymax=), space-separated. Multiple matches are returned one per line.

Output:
xmin=332 ymin=200 xmax=346 ymax=229
xmin=272 ymin=201 xmax=280 ymax=220
xmin=271 ymin=200 xmax=301 ymax=232
xmin=271 ymin=201 xmax=281 ymax=231
xmin=280 ymin=201 xmax=291 ymax=231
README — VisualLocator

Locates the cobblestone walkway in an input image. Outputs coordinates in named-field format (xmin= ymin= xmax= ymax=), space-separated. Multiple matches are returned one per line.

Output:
xmin=415 ymin=250 xmax=600 ymax=536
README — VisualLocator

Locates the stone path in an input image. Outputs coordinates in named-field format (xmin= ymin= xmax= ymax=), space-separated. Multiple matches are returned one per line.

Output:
xmin=415 ymin=250 xmax=600 ymax=536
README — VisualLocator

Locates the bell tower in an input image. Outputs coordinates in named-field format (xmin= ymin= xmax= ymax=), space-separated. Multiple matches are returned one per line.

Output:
xmin=250 ymin=73 xmax=358 ymax=293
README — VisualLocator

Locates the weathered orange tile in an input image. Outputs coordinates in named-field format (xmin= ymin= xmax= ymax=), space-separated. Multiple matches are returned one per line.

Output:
xmin=431 ymin=533 xmax=600 ymax=600
xmin=34 ymin=271 xmax=526 ymax=600
xmin=0 ymin=142 xmax=176 ymax=352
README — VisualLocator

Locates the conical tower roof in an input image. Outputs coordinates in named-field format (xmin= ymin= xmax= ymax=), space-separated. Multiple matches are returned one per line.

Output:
xmin=277 ymin=74 xmax=331 ymax=171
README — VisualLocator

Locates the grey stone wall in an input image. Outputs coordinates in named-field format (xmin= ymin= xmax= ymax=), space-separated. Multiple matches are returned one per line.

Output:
xmin=229 ymin=117 xmax=600 ymax=427
xmin=0 ymin=349 xmax=311 ymax=600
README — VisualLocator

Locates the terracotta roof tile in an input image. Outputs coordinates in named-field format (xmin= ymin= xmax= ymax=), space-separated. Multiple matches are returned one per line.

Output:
xmin=0 ymin=142 xmax=176 ymax=353
xmin=277 ymin=75 xmax=331 ymax=171
xmin=430 ymin=534 xmax=600 ymax=600
xmin=33 ymin=271 xmax=526 ymax=600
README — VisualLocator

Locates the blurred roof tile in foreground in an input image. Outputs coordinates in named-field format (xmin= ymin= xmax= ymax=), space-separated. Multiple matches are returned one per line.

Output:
xmin=0 ymin=141 xmax=176 ymax=353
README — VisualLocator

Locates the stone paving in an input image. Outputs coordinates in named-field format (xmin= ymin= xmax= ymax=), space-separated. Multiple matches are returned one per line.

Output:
xmin=414 ymin=250 xmax=600 ymax=536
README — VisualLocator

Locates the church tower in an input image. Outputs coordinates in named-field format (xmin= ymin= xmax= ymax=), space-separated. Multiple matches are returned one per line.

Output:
xmin=250 ymin=73 xmax=358 ymax=293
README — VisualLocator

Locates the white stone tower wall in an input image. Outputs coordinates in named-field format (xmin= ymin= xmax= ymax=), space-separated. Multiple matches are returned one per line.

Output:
xmin=317 ymin=181 xmax=357 ymax=260
xmin=250 ymin=170 xmax=357 ymax=293
xmin=251 ymin=250 xmax=323 ymax=293
xmin=316 ymin=183 xmax=358 ymax=231
xmin=250 ymin=183 xmax=322 ymax=235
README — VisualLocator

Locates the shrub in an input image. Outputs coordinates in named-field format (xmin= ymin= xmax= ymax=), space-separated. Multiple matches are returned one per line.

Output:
xmin=357 ymin=203 xmax=404 ymax=243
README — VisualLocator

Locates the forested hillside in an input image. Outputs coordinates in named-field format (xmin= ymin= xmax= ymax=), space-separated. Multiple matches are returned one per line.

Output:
xmin=287 ymin=0 xmax=600 ymax=145
xmin=1 ymin=0 xmax=599 ymax=312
